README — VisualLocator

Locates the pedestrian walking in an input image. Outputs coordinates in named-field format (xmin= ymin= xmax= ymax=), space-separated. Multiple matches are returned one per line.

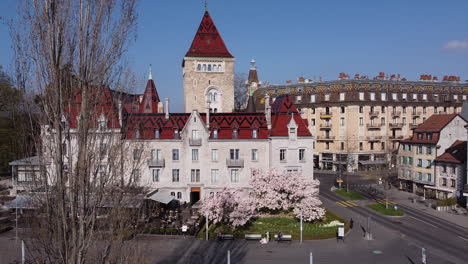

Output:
xmin=350 ymin=218 xmax=354 ymax=229
xmin=181 ymin=224 xmax=188 ymax=237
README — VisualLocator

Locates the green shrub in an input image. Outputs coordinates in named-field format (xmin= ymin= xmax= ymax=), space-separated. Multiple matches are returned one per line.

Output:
xmin=436 ymin=197 xmax=457 ymax=207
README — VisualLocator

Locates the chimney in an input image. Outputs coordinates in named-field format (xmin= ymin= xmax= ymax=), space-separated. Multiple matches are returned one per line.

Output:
xmin=205 ymin=99 xmax=210 ymax=129
xmin=265 ymin=94 xmax=271 ymax=130
xmin=164 ymin=98 xmax=169 ymax=120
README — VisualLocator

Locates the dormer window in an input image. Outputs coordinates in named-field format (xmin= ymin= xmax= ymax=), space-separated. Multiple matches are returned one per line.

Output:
xmin=417 ymin=133 xmax=423 ymax=140
xmin=135 ymin=130 xmax=140 ymax=139
xmin=98 ymin=120 xmax=106 ymax=130
xmin=252 ymin=129 xmax=258 ymax=139
xmin=427 ymin=133 xmax=432 ymax=140
xmin=173 ymin=129 xmax=179 ymax=139
xmin=213 ymin=129 xmax=218 ymax=139
xmin=233 ymin=129 xmax=238 ymax=139
xmin=155 ymin=129 xmax=160 ymax=139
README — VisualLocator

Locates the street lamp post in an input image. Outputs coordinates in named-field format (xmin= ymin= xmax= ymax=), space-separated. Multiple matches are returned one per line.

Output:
xmin=205 ymin=212 xmax=209 ymax=241
xmin=300 ymin=213 xmax=303 ymax=243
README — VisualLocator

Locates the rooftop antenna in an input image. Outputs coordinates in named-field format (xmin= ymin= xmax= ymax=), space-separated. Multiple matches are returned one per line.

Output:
xmin=205 ymin=0 xmax=208 ymax=11
xmin=148 ymin=64 xmax=153 ymax=80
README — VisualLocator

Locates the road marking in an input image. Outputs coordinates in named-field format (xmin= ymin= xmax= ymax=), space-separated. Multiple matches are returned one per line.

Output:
xmin=336 ymin=201 xmax=349 ymax=207
xmin=458 ymin=236 xmax=468 ymax=242
xmin=336 ymin=201 xmax=358 ymax=207
xmin=408 ymin=216 xmax=438 ymax=228
xmin=376 ymin=199 xmax=397 ymax=205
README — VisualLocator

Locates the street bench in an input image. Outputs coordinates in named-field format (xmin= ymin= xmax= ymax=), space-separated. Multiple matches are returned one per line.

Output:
xmin=244 ymin=234 xmax=262 ymax=240
xmin=217 ymin=234 xmax=234 ymax=240
xmin=274 ymin=234 xmax=292 ymax=241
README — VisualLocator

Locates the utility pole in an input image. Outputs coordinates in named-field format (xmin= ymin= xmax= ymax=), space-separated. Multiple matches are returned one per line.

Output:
xmin=300 ymin=213 xmax=303 ymax=243
xmin=205 ymin=212 xmax=209 ymax=241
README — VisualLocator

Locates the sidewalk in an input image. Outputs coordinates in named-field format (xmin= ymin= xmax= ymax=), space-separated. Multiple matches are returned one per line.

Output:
xmin=385 ymin=188 xmax=468 ymax=229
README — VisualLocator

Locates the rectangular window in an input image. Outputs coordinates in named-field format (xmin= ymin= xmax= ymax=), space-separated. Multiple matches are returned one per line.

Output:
xmin=131 ymin=169 xmax=140 ymax=182
xmin=280 ymin=149 xmax=286 ymax=161
xmin=426 ymin=160 xmax=431 ymax=168
xmin=340 ymin=92 xmax=345 ymax=101
xmin=299 ymin=149 xmax=305 ymax=161
xmin=296 ymin=95 xmax=302 ymax=103
xmin=442 ymin=178 xmax=447 ymax=186
xmin=418 ymin=146 xmax=423 ymax=154
xmin=152 ymin=169 xmax=160 ymax=182
xmin=191 ymin=169 xmax=200 ymax=182
xmin=451 ymin=179 xmax=456 ymax=187
xmin=172 ymin=169 xmax=179 ymax=182
xmin=340 ymin=142 xmax=345 ymax=150
xmin=230 ymin=149 xmax=240 ymax=160
xmin=211 ymin=149 xmax=218 ymax=161
xmin=192 ymin=149 xmax=199 ymax=161
xmin=233 ymin=129 xmax=238 ymax=139
xmin=418 ymin=159 xmax=423 ymax=167
xmin=310 ymin=94 xmax=316 ymax=103
xmin=381 ymin=142 xmax=385 ymax=150
xmin=211 ymin=169 xmax=219 ymax=183
xmin=231 ymin=169 xmax=240 ymax=183
xmin=172 ymin=149 xmax=179 ymax=161
xmin=370 ymin=92 xmax=375 ymax=101
xmin=381 ymin=93 xmax=387 ymax=101
xmin=423 ymin=94 xmax=428 ymax=100
xmin=133 ymin=149 xmax=141 ymax=160
xmin=359 ymin=142 xmax=363 ymax=151
xmin=340 ymin=117 xmax=345 ymax=126
xmin=213 ymin=129 xmax=218 ymax=139
xmin=426 ymin=146 xmax=432 ymax=155
xmin=251 ymin=149 xmax=258 ymax=161
xmin=359 ymin=106 xmax=363 ymax=113
xmin=325 ymin=142 xmax=329 ymax=150
xmin=252 ymin=129 xmax=258 ymax=138
xmin=463 ymin=95 xmax=467 ymax=101
xmin=409 ymin=157 xmax=413 ymax=165
xmin=359 ymin=117 xmax=363 ymax=126
xmin=324 ymin=94 xmax=330 ymax=101
xmin=392 ymin=93 xmax=397 ymax=100
xmin=370 ymin=142 xmax=374 ymax=151
xmin=359 ymin=92 xmax=364 ymax=101
xmin=192 ymin=129 xmax=199 ymax=139
xmin=151 ymin=149 xmax=162 ymax=160
xmin=412 ymin=93 xmax=417 ymax=100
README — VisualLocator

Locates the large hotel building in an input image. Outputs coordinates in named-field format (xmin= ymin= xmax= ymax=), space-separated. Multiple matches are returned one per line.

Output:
xmin=253 ymin=74 xmax=468 ymax=172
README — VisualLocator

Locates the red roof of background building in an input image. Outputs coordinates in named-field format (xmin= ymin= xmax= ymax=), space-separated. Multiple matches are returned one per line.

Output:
xmin=185 ymin=11 xmax=233 ymax=58
xmin=414 ymin=113 xmax=458 ymax=132
xmin=435 ymin=140 xmax=467 ymax=164
xmin=137 ymin=79 xmax=160 ymax=114
xmin=270 ymin=95 xmax=311 ymax=137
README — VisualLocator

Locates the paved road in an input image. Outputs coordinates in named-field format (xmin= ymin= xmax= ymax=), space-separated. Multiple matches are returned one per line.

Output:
xmin=317 ymin=172 xmax=468 ymax=264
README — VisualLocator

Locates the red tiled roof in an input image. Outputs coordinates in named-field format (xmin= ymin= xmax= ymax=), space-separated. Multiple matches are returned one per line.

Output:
xmin=270 ymin=95 xmax=311 ymax=137
xmin=185 ymin=11 xmax=233 ymax=58
xmin=414 ymin=113 xmax=458 ymax=132
xmin=435 ymin=140 xmax=467 ymax=164
xmin=137 ymin=79 xmax=160 ymax=114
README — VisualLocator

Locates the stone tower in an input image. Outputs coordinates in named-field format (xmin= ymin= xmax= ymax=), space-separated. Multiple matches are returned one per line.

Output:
xmin=182 ymin=10 xmax=235 ymax=113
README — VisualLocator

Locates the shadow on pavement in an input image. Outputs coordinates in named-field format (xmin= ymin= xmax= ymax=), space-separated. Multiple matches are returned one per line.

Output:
xmin=157 ymin=239 xmax=248 ymax=264
xmin=405 ymin=255 xmax=415 ymax=264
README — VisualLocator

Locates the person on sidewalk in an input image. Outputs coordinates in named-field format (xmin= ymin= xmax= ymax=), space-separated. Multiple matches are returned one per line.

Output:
xmin=350 ymin=218 xmax=354 ymax=229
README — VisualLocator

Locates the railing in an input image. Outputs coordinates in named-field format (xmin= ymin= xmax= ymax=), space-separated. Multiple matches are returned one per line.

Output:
xmin=226 ymin=159 xmax=244 ymax=168
xmin=316 ymin=135 xmax=335 ymax=141
xmin=147 ymin=159 xmax=165 ymax=167
xmin=409 ymin=123 xmax=419 ymax=129
xmin=391 ymin=111 xmax=401 ymax=117
xmin=367 ymin=123 xmax=382 ymax=129
xmin=189 ymin=138 xmax=202 ymax=146
xmin=389 ymin=123 xmax=403 ymax=128
xmin=319 ymin=123 xmax=332 ymax=128
xmin=389 ymin=136 xmax=404 ymax=140
xmin=367 ymin=135 xmax=382 ymax=141
xmin=412 ymin=111 xmax=422 ymax=116
xmin=369 ymin=111 xmax=380 ymax=117
xmin=320 ymin=112 xmax=332 ymax=118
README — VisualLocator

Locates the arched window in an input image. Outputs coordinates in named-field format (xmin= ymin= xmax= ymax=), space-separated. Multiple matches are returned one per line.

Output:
xmin=202 ymin=64 xmax=206 ymax=71
xmin=155 ymin=129 xmax=160 ymax=139
xmin=214 ymin=108 xmax=217 ymax=113
xmin=218 ymin=64 xmax=222 ymax=71
xmin=213 ymin=92 xmax=217 ymax=102
xmin=208 ymin=64 xmax=212 ymax=71
xmin=177 ymin=192 xmax=182 ymax=199
xmin=213 ymin=65 xmax=217 ymax=71
xmin=197 ymin=64 xmax=201 ymax=71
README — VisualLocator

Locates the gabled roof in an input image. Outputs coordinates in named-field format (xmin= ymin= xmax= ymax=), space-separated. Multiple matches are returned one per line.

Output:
xmin=435 ymin=140 xmax=467 ymax=164
xmin=137 ymin=79 xmax=160 ymax=114
xmin=414 ymin=113 xmax=458 ymax=132
xmin=185 ymin=11 xmax=233 ymax=58
xmin=270 ymin=95 xmax=311 ymax=137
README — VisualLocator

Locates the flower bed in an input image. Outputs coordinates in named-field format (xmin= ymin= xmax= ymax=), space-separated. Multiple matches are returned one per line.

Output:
xmin=366 ymin=203 xmax=404 ymax=216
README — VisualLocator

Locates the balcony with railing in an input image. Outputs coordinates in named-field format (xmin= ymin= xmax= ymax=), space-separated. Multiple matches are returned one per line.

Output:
xmin=389 ymin=123 xmax=403 ymax=129
xmin=409 ymin=123 xmax=419 ymax=129
xmin=316 ymin=135 xmax=335 ymax=141
xmin=320 ymin=112 xmax=332 ymax=119
xmin=391 ymin=111 xmax=401 ymax=117
xmin=189 ymin=138 xmax=202 ymax=146
xmin=319 ymin=123 xmax=332 ymax=129
xmin=367 ymin=135 xmax=382 ymax=142
xmin=369 ymin=111 xmax=380 ymax=117
xmin=147 ymin=158 xmax=165 ymax=167
xmin=226 ymin=159 xmax=244 ymax=168
xmin=412 ymin=111 xmax=422 ymax=117
xmin=389 ymin=135 xmax=404 ymax=140
xmin=367 ymin=123 xmax=382 ymax=129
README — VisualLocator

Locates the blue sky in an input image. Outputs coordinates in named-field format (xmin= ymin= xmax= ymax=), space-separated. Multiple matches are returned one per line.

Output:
xmin=1 ymin=0 xmax=468 ymax=111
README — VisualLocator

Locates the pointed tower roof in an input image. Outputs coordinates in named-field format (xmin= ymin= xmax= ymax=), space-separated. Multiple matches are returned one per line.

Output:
xmin=185 ymin=11 xmax=234 ymax=58
xmin=248 ymin=59 xmax=259 ymax=84
xmin=138 ymin=68 xmax=160 ymax=114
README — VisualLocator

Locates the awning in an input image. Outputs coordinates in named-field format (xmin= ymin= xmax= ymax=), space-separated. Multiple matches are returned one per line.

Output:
xmin=147 ymin=191 xmax=175 ymax=204
xmin=424 ymin=185 xmax=455 ymax=193
xmin=359 ymin=160 xmax=387 ymax=165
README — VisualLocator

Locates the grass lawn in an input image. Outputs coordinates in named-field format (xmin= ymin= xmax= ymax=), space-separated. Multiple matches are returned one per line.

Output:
xmin=334 ymin=189 xmax=365 ymax=200
xmin=199 ymin=210 xmax=349 ymax=240
xmin=366 ymin=203 xmax=404 ymax=216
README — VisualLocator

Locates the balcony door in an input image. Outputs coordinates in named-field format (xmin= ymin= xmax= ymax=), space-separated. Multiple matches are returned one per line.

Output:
xmin=151 ymin=149 xmax=161 ymax=161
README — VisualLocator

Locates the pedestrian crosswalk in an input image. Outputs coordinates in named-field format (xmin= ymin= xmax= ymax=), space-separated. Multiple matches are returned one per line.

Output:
xmin=336 ymin=200 xmax=359 ymax=207
xmin=375 ymin=199 xmax=397 ymax=205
